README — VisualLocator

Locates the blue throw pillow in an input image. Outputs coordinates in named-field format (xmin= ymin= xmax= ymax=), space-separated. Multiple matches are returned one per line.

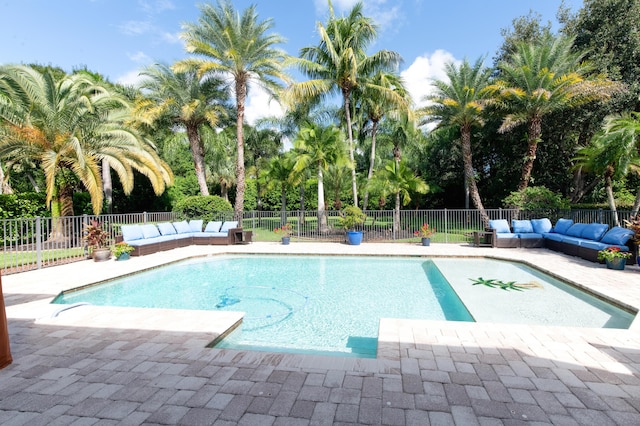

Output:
xmin=565 ymin=223 xmax=588 ymax=237
xmin=553 ymin=219 xmax=574 ymax=234
xmin=140 ymin=224 xmax=161 ymax=239
xmin=172 ymin=221 xmax=192 ymax=234
xmin=530 ymin=218 xmax=552 ymax=234
xmin=121 ymin=224 xmax=144 ymax=241
xmin=204 ymin=221 xmax=223 ymax=233
xmin=512 ymin=220 xmax=533 ymax=233
xmin=157 ymin=222 xmax=177 ymax=236
xmin=189 ymin=220 xmax=204 ymax=232
xmin=220 ymin=221 xmax=239 ymax=232
xmin=600 ymin=226 xmax=634 ymax=245
xmin=580 ymin=223 xmax=609 ymax=241
xmin=489 ymin=219 xmax=510 ymax=233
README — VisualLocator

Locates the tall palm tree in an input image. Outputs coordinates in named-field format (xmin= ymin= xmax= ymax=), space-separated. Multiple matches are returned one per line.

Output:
xmin=135 ymin=63 xmax=227 ymax=196
xmin=358 ymin=71 xmax=411 ymax=210
xmin=369 ymin=160 xmax=428 ymax=236
xmin=261 ymin=152 xmax=296 ymax=223
xmin=488 ymin=35 xmax=618 ymax=192
xmin=292 ymin=123 xmax=348 ymax=232
xmin=176 ymin=0 xmax=290 ymax=219
xmin=424 ymin=57 xmax=491 ymax=224
xmin=0 ymin=65 xmax=172 ymax=220
xmin=288 ymin=1 xmax=402 ymax=207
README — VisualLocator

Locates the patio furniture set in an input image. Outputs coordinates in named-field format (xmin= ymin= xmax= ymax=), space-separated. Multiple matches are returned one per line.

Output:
xmin=478 ymin=218 xmax=636 ymax=263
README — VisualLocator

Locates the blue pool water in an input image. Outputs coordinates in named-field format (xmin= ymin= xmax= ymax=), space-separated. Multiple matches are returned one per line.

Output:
xmin=52 ymin=255 xmax=635 ymax=357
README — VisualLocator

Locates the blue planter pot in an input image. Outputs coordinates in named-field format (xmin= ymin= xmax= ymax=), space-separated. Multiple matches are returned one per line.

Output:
xmin=116 ymin=252 xmax=130 ymax=261
xmin=421 ymin=238 xmax=430 ymax=246
xmin=346 ymin=231 xmax=363 ymax=245
xmin=281 ymin=237 xmax=290 ymax=245
xmin=606 ymin=258 xmax=626 ymax=270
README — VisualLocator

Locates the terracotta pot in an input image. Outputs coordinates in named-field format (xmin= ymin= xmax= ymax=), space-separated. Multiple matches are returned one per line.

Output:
xmin=0 ymin=271 xmax=12 ymax=369
xmin=92 ymin=247 xmax=112 ymax=262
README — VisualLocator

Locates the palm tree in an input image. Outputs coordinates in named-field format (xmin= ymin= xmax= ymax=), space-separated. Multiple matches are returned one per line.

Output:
xmin=575 ymin=112 xmax=640 ymax=223
xmin=358 ymin=71 xmax=411 ymax=210
xmin=424 ymin=58 xmax=491 ymax=224
xmin=261 ymin=152 xmax=296 ymax=224
xmin=288 ymin=1 xmax=402 ymax=207
xmin=135 ymin=63 xmax=227 ymax=196
xmin=292 ymin=123 xmax=348 ymax=232
xmin=369 ymin=160 xmax=429 ymax=237
xmin=488 ymin=35 xmax=619 ymax=192
xmin=176 ymin=0 xmax=290 ymax=219
xmin=0 ymin=65 xmax=172 ymax=220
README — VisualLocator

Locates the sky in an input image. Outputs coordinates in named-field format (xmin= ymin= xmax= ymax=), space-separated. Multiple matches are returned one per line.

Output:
xmin=0 ymin=0 xmax=584 ymax=123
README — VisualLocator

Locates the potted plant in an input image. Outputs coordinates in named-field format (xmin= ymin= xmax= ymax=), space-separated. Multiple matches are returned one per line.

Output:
xmin=83 ymin=219 xmax=111 ymax=262
xmin=340 ymin=205 xmax=366 ymax=245
xmin=111 ymin=241 xmax=135 ymax=261
xmin=414 ymin=223 xmax=436 ymax=246
xmin=274 ymin=223 xmax=293 ymax=245
xmin=597 ymin=246 xmax=632 ymax=270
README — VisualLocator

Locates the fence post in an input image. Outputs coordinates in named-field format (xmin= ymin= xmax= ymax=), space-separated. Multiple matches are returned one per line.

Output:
xmin=35 ymin=217 xmax=42 ymax=270
xmin=598 ymin=208 xmax=603 ymax=224
xmin=444 ymin=208 xmax=448 ymax=243
xmin=143 ymin=212 xmax=148 ymax=223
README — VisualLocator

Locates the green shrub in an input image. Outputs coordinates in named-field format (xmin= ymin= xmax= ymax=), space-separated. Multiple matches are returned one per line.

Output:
xmin=503 ymin=186 xmax=570 ymax=210
xmin=173 ymin=195 xmax=233 ymax=222
xmin=0 ymin=193 xmax=49 ymax=219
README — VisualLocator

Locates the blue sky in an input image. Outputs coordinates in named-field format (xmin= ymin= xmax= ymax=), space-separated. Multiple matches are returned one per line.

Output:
xmin=1 ymin=0 xmax=583 ymax=122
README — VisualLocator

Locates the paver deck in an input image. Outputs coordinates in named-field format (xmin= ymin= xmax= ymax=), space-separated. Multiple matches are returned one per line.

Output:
xmin=2 ymin=242 xmax=640 ymax=425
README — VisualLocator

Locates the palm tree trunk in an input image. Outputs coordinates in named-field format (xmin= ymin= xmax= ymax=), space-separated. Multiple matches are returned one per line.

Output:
xmin=394 ymin=191 xmax=400 ymax=238
xmin=0 ymin=161 xmax=13 ymax=194
xmin=234 ymin=78 xmax=247 ymax=221
xmin=102 ymin=159 xmax=113 ymax=214
xmin=186 ymin=124 xmax=210 ymax=196
xmin=632 ymin=188 xmax=640 ymax=216
xmin=363 ymin=119 xmax=378 ymax=211
xmin=318 ymin=164 xmax=328 ymax=233
xmin=221 ymin=184 xmax=229 ymax=203
xmin=605 ymin=170 xmax=620 ymax=227
xmin=518 ymin=116 xmax=542 ymax=192
xmin=280 ymin=185 xmax=287 ymax=225
xmin=343 ymin=92 xmax=358 ymax=207
xmin=461 ymin=126 xmax=489 ymax=225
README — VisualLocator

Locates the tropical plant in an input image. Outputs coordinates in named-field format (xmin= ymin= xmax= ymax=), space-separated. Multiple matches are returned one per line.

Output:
xmin=172 ymin=195 xmax=232 ymax=222
xmin=597 ymin=246 xmax=632 ymax=262
xmin=288 ymin=1 xmax=402 ymax=206
xmin=292 ymin=123 xmax=348 ymax=232
xmin=83 ymin=219 xmax=109 ymax=249
xmin=0 ymin=65 xmax=172 ymax=229
xmin=414 ymin=223 xmax=436 ymax=239
xmin=111 ymin=241 xmax=135 ymax=257
xmin=274 ymin=223 xmax=293 ymax=238
xmin=135 ymin=63 xmax=228 ymax=196
xmin=176 ymin=0 xmax=290 ymax=219
xmin=624 ymin=215 xmax=640 ymax=244
xmin=340 ymin=205 xmax=366 ymax=230
xmin=487 ymin=34 xmax=619 ymax=193
xmin=424 ymin=57 xmax=491 ymax=224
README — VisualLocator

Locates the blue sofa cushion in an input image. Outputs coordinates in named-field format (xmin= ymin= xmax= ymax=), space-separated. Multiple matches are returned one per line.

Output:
xmin=157 ymin=222 xmax=177 ymax=236
xmin=128 ymin=235 xmax=175 ymax=246
xmin=489 ymin=219 xmax=511 ymax=233
xmin=204 ymin=221 xmax=223 ymax=233
xmin=561 ymin=235 xmax=583 ymax=246
xmin=140 ymin=224 xmax=161 ymax=239
xmin=600 ymin=226 xmax=634 ymax=246
xmin=220 ymin=221 xmax=239 ymax=232
xmin=512 ymin=220 xmax=533 ymax=233
xmin=172 ymin=221 xmax=191 ymax=234
xmin=581 ymin=239 xmax=630 ymax=252
xmin=193 ymin=231 xmax=228 ymax=238
xmin=581 ymin=223 xmax=609 ymax=241
xmin=495 ymin=233 xmax=518 ymax=239
xmin=518 ymin=233 xmax=543 ymax=239
xmin=531 ymin=218 xmax=552 ymax=234
xmin=554 ymin=219 xmax=573 ymax=234
xmin=189 ymin=220 xmax=203 ymax=232
xmin=121 ymin=224 xmax=144 ymax=242
xmin=543 ymin=233 xmax=564 ymax=242
xmin=565 ymin=223 xmax=588 ymax=237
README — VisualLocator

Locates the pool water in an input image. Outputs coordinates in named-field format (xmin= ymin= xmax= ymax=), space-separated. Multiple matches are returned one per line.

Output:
xmin=52 ymin=255 xmax=635 ymax=357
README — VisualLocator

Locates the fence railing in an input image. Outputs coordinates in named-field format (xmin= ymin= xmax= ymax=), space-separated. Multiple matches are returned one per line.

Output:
xmin=1 ymin=208 xmax=636 ymax=275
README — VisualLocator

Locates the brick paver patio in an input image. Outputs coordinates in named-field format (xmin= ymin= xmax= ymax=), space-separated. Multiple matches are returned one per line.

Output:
xmin=1 ymin=242 xmax=640 ymax=425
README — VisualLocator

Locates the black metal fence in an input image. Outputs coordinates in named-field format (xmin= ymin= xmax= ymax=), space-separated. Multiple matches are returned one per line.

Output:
xmin=1 ymin=208 xmax=636 ymax=275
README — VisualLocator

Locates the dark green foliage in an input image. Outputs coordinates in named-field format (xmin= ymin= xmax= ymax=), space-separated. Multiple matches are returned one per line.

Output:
xmin=0 ymin=193 xmax=49 ymax=219
xmin=173 ymin=195 xmax=233 ymax=222
xmin=503 ymin=186 xmax=571 ymax=210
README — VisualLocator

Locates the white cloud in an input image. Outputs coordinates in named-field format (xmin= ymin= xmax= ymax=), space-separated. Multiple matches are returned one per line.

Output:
xmin=401 ymin=49 xmax=458 ymax=109
xmin=161 ymin=31 xmax=181 ymax=45
xmin=119 ymin=20 xmax=153 ymax=35
xmin=127 ymin=51 xmax=152 ymax=64
xmin=139 ymin=0 xmax=175 ymax=14
xmin=116 ymin=69 xmax=145 ymax=87
xmin=245 ymin=84 xmax=284 ymax=125
xmin=313 ymin=0 xmax=402 ymax=33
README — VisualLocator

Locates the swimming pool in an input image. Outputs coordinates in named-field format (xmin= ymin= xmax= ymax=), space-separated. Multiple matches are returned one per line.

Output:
xmin=52 ymin=255 xmax=635 ymax=357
